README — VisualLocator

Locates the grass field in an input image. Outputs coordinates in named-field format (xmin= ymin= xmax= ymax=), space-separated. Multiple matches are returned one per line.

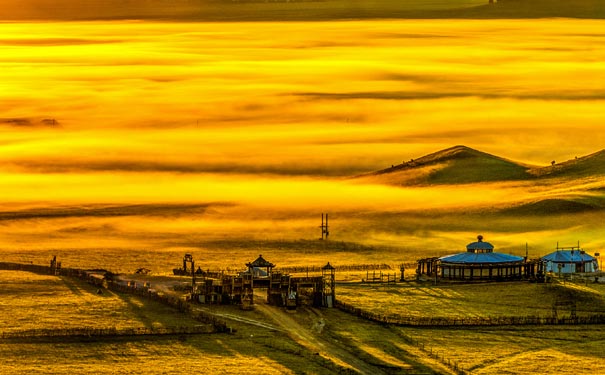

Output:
xmin=337 ymin=280 xmax=605 ymax=318
xmin=0 ymin=270 xmax=202 ymax=332
xmin=2 ymin=3 xmax=605 ymax=373
xmin=3 ymin=270 xmax=605 ymax=374
xmin=398 ymin=325 xmax=605 ymax=374
xmin=0 ymin=270 xmax=453 ymax=374
xmin=0 ymin=271 xmax=336 ymax=374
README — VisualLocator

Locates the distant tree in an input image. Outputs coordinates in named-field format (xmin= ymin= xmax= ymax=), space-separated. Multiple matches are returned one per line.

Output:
xmin=551 ymin=160 xmax=556 ymax=166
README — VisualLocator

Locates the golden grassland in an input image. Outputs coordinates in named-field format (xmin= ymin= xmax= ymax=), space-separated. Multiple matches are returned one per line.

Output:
xmin=0 ymin=270 xmax=450 ymax=374
xmin=2 ymin=270 xmax=605 ymax=374
xmin=0 ymin=271 xmax=328 ymax=374
xmin=2 ymin=13 xmax=605 ymax=375
xmin=337 ymin=281 xmax=605 ymax=318
xmin=398 ymin=325 xmax=605 ymax=374
xmin=0 ymin=270 xmax=201 ymax=332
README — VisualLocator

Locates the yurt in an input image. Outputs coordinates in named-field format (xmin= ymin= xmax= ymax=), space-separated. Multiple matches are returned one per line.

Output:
xmin=429 ymin=235 xmax=526 ymax=280
xmin=542 ymin=245 xmax=599 ymax=274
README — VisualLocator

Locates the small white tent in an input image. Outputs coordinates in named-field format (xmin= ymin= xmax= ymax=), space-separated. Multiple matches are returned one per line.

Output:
xmin=542 ymin=248 xmax=599 ymax=274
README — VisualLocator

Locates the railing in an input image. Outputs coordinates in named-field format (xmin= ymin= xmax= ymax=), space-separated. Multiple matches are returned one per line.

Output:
xmin=0 ymin=262 xmax=229 ymax=333
xmin=0 ymin=325 xmax=213 ymax=340
xmin=335 ymin=300 xmax=605 ymax=326
xmin=278 ymin=263 xmax=393 ymax=274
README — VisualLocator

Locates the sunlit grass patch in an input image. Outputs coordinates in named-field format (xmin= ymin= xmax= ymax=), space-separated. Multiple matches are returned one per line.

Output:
xmin=0 ymin=271 xmax=200 ymax=332
xmin=337 ymin=281 xmax=605 ymax=319
xmin=397 ymin=325 xmax=605 ymax=375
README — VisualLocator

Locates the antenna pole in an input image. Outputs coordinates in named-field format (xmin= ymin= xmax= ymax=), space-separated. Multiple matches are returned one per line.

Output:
xmin=320 ymin=213 xmax=330 ymax=240
xmin=525 ymin=242 xmax=528 ymax=260
xmin=320 ymin=213 xmax=324 ymax=240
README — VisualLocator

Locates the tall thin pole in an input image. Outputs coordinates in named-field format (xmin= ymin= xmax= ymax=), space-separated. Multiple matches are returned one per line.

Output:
xmin=321 ymin=213 xmax=324 ymax=240
xmin=526 ymin=243 xmax=529 ymax=260
xmin=320 ymin=213 xmax=329 ymax=240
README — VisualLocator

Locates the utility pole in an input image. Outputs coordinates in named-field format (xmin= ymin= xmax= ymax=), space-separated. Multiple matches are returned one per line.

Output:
xmin=320 ymin=213 xmax=329 ymax=240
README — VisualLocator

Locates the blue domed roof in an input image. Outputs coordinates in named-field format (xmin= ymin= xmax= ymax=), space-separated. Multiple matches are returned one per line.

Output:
xmin=467 ymin=241 xmax=494 ymax=251
xmin=466 ymin=235 xmax=494 ymax=251
xmin=440 ymin=252 xmax=523 ymax=264
xmin=439 ymin=235 xmax=523 ymax=264
xmin=542 ymin=250 xmax=595 ymax=263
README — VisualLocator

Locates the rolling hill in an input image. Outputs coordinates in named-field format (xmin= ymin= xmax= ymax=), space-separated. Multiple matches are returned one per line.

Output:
xmin=457 ymin=0 xmax=605 ymax=20
xmin=356 ymin=145 xmax=605 ymax=215
xmin=530 ymin=149 xmax=605 ymax=178
xmin=357 ymin=145 xmax=536 ymax=186
xmin=358 ymin=145 xmax=605 ymax=186
xmin=1 ymin=0 xmax=603 ymax=21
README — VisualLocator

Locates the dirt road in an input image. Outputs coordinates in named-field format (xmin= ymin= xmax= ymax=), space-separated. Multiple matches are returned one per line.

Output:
xmin=256 ymin=303 xmax=389 ymax=374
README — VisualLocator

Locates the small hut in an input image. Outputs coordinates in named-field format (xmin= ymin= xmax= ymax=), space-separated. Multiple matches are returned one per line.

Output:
xmin=542 ymin=245 xmax=599 ymax=274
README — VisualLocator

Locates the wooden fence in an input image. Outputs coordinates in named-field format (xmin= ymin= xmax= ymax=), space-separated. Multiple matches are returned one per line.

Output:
xmin=277 ymin=263 xmax=393 ymax=274
xmin=335 ymin=300 xmax=605 ymax=327
xmin=1 ymin=325 xmax=213 ymax=341
xmin=0 ymin=262 xmax=54 ymax=274
xmin=0 ymin=262 xmax=230 ymax=333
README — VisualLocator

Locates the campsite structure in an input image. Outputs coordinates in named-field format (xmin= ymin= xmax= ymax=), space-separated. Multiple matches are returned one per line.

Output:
xmin=542 ymin=243 xmax=599 ymax=274
xmin=417 ymin=235 xmax=545 ymax=281
xmin=192 ymin=254 xmax=335 ymax=309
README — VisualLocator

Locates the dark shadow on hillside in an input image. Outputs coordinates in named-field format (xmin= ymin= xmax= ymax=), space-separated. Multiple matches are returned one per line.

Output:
xmin=1 ymin=0 xmax=604 ymax=22
xmin=501 ymin=198 xmax=605 ymax=216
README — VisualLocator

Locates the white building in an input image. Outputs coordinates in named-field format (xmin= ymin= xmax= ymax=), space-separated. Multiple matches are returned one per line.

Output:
xmin=542 ymin=247 xmax=599 ymax=274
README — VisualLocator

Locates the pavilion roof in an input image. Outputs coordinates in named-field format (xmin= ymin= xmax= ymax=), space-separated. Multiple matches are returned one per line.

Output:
xmin=246 ymin=254 xmax=275 ymax=268
xmin=440 ymin=252 xmax=523 ymax=264
xmin=542 ymin=250 xmax=595 ymax=263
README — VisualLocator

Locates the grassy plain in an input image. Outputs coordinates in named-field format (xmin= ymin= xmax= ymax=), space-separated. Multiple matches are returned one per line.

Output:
xmin=398 ymin=325 xmax=605 ymax=374
xmin=2 ymin=3 xmax=605 ymax=374
xmin=0 ymin=270 xmax=454 ymax=374
xmin=338 ymin=281 xmax=605 ymax=318
xmin=3 ymin=270 xmax=605 ymax=374
xmin=0 ymin=271 xmax=334 ymax=374
xmin=0 ymin=270 xmax=201 ymax=332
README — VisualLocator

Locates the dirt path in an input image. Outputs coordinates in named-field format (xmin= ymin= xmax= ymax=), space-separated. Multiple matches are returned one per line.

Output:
xmin=193 ymin=306 xmax=284 ymax=332
xmin=255 ymin=303 xmax=388 ymax=375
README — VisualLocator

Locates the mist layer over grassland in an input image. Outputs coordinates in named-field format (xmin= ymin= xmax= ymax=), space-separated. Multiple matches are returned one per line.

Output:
xmin=1 ymin=20 xmax=605 ymax=269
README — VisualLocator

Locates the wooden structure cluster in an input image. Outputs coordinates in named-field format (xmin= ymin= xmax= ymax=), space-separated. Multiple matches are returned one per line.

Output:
xmin=173 ymin=253 xmax=197 ymax=276
xmin=192 ymin=255 xmax=336 ymax=309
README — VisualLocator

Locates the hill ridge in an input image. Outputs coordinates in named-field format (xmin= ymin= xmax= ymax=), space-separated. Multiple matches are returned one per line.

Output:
xmin=358 ymin=145 xmax=605 ymax=186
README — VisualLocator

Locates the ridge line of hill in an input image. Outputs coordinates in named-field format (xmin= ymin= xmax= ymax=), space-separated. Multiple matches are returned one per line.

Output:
xmin=355 ymin=145 xmax=605 ymax=186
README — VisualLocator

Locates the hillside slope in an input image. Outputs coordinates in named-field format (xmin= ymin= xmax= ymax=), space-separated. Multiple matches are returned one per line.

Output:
xmin=530 ymin=149 xmax=605 ymax=178
xmin=457 ymin=0 xmax=605 ymax=19
xmin=358 ymin=145 xmax=535 ymax=186
xmin=359 ymin=145 xmax=605 ymax=187
xmin=1 ymin=0 xmax=603 ymax=21
xmin=356 ymin=145 xmax=605 ymax=215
